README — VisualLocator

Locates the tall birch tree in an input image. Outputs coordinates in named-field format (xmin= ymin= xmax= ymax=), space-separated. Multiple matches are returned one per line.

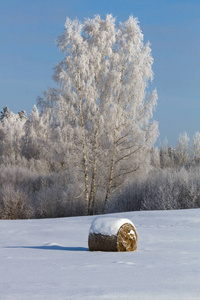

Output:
xmin=38 ymin=15 xmax=158 ymax=214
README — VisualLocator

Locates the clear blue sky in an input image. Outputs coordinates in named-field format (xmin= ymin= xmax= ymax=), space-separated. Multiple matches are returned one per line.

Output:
xmin=0 ymin=0 xmax=199 ymax=146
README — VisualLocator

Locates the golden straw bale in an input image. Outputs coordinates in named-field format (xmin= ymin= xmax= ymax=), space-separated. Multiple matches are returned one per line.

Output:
xmin=88 ymin=217 xmax=137 ymax=252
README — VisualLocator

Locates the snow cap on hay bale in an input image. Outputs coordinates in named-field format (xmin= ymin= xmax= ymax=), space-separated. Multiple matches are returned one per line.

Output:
xmin=88 ymin=217 xmax=137 ymax=252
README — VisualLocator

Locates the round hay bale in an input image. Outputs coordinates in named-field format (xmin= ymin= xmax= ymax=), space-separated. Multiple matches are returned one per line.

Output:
xmin=88 ymin=217 xmax=137 ymax=252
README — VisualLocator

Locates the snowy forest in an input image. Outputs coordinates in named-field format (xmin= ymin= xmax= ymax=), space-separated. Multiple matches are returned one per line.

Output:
xmin=0 ymin=15 xmax=200 ymax=219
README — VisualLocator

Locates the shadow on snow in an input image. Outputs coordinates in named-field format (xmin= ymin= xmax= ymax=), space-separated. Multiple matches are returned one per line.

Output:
xmin=5 ymin=245 xmax=89 ymax=251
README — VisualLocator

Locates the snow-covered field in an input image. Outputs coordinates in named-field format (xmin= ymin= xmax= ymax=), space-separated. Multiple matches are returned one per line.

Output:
xmin=1 ymin=209 xmax=200 ymax=299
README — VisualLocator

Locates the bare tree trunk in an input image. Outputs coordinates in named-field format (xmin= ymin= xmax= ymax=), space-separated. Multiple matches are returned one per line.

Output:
xmin=103 ymin=64 xmax=125 ymax=213
xmin=103 ymin=140 xmax=116 ymax=213
xmin=78 ymin=73 xmax=89 ymax=215
xmin=89 ymin=125 xmax=99 ymax=215
xmin=89 ymin=62 xmax=105 ymax=215
xmin=89 ymin=158 xmax=97 ymax=214
xmin=82 ymin=134 xmax=89 ymax=215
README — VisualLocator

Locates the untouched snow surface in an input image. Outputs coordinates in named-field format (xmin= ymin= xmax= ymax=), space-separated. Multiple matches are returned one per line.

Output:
xmin=1 ymin=209 xmax=200 ymax=299
xmin=89 ymin=217 xmax=135 ymax=235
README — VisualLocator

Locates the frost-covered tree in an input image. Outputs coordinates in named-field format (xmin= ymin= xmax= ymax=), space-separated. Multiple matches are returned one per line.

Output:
xmin=159 ymin=139 xmax=176 ymax=169
xmin=160 ymin=139 xmax=170 ymax=168
xmin=192 ymin=132 xmax=200 ymax=165
xmin=0 ymin=106 xmax=10 ymax=121
xmin=22 ymin=105 xmax=57 ymax=172
xmin=175 ymin=132 xmax=189 ymax=166
xmin=151 ymin=147 xmax=160 ymax=169
xmin=18 ymin=110 xmax=27 ymax=120
xmin=38 ymin=15 xmax=158 ymax=214
xmin=0 ymin=111 xmax=26 ymax=164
